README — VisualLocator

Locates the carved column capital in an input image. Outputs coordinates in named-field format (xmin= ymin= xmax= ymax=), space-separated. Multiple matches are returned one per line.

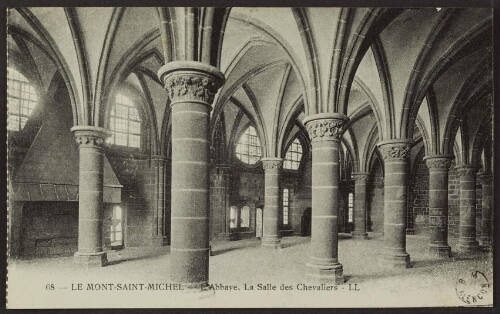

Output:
xmin=423 ymin=155 xmax=453 ymax=171
xmin=478 ymin=171 xmax=492 ymax=183
xmin=455 ymin=165 xmax=479 ymax=178
xmin=352 ymin=172 xmax=369 ymax=184
xmin=71 ymin=126 xmax=111 ymax=148
xmin=261 ymin=158 xmax=284 ymax=171
xmin=158 ymin=61 xmax=224 ymax=105
xmin=303 ymin=113 xmax=349 ymax=142
xmin=377 ymin=139 xmax=412 ymax=161
xmin=216 ymin=164 xmax=232 ymax=175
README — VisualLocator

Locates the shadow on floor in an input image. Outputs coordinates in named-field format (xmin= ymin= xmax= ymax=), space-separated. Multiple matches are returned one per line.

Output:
xmin=410 ymin=259 xmax=449 ymax=269
xmin=280 ymin=237 xmax=311 ymax=249
xmin=211 ymin=247 xmax=240 ymax=256
xmin=338 ymin=233 xmax=353 ymax=240
xmin=106 ymin=249 xmax=168 ymax=266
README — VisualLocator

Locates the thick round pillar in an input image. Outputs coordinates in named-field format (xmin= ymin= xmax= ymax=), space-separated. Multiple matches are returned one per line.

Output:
xmin=352 ymin=173 xmax=369 ymax=239
xmin=261 ymin=158 xmax=283 ymax=248
xmin=478 ymin=172 xmax=492 ymax=248
xmin=424 ymin=155 xmax=452 ymax=257
xmin=377 ymin=139 xmax=412 ymax=268
xmin=158 ymin=61 xmax=224 ymax=291
xmin=303 ymin=113 xmax=349 ymax=284
xmin=71 ymin=126 xmax=112 ymax=267
xmin=456 ymin=165 xmax=480 ymax=253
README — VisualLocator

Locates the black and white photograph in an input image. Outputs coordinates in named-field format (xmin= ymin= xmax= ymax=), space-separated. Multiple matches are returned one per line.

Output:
xmin=4 ymin=5 xmax=495 ymax=308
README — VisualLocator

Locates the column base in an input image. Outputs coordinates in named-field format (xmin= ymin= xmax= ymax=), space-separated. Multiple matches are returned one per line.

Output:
xmin=428 ymin=243 xmax=451 ymax=257
xmin=480 ymin=237 xmax=492 ymax=248
xmin=306 ymin=261 xmax=344 ymax=284
xmin=406 ymin=228 xmax=415 ymax=235
xmin=352 ymin=231 xmax=368 ymax=239
xmin=74 ymin=251 xmax=107 ymax=267
xmin=457 ymin=240 xmax=480 ymax=253
xmin=261 ymin=236 xmax=281 ymax=249
xmin=380 ymin=252 xmax=411 ymax=268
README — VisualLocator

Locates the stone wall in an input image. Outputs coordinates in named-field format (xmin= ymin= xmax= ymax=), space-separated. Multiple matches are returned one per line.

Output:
xmin=20 ymin=202 xmax=78 ymax=257
xmin=410 ymin=156 xmax=430 ymax=235
xmin=407 ymin=159 xmax=483 ymax=239
xmin=226 ymin=168 xmax=264 ymax=237
xmin=107 ymin=154 xmax=155 ymax=247
xmin=367 ymin=159 xmax=384 ymax=234
xmin=476 ymin=180 xmax=482 ymax=239
xmin=447 ymin=162 xmax=460 ymax=238
xmin=286 ymin=155 xmax=312 ymax=235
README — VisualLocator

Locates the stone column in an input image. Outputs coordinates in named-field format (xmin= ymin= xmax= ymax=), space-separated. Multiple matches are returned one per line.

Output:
xmin=71 ymin=126 xmax=111 ymax=267
xmin=424 ymin=155 xmax=453 ymax=257
xmin=151 ymin=155 xmax=168 ymax=246
xmin=303 ymin=113 xmax=349 ymax=284
xmin=377 ymin=139 xmax=412 ymax=268
xmin=158 ymin=61 xmax=224 ymax=291
xmin=352 ymin=172 xmax=369 ymax=239
xmin=478 ymin=172 xmax=492 ymax=248
xmin=456 ymin=165 xmax=480 ymax=253
xmin=261 ymin=158 xmax=284 ymax=248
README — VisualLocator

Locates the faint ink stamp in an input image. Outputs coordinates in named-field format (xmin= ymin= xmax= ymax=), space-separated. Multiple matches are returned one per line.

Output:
xmin=455 ymin=270 xmax=491 ymax=305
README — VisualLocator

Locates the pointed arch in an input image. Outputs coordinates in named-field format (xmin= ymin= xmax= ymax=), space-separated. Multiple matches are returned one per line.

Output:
xmin=405 ymin=19 xmax=492 ymax=138
xmin=292 ymin=8 xmax=320 ymax=115
xmin=94 ymin=7 xmax=125 ymax=125
xmin=337 ymin=8 xmax=403 ymax=115
xmin=98 ymin=28 xmax=161 ymax=127
xmin=14 ymin=9 xmax=81 ymax=125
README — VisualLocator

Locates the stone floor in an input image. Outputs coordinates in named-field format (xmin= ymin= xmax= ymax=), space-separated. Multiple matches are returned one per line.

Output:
xmin=7 ymin=233 xmax=494 ymax=308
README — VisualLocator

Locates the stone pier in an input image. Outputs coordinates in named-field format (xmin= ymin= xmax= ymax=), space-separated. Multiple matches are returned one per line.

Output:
xmin=377 ymin=139 xmax=412 ymax=268
xmin=72 ymin=126 xmax=111 ymax=267
xmin=352 ymin=172 xmax=369 ymax=239
xmin=158 ymin=61 xmax=224 ymax=291
xmin=456 ymin=165 xmax=480 ymax=253
xmin=261 ymin=158 xmax=283 ymax=248
xmin=424 ymin=155 xmax=452 ymax=257
xmin=303 ymin=113 xmax=348 ymax=284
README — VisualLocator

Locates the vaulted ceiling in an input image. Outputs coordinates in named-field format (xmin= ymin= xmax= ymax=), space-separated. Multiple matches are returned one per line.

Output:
xmin=6 ymin=7 xmax=493 ymax=168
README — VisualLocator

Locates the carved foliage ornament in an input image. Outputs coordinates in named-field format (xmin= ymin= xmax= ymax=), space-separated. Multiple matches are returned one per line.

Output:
xmin=380 ymin=144 xmax=410 ymax=160
xmin=456 ymin=166 xmax=478 ymax=178
xmin=478 ymin=172 xmax=492 ymax=182
xmin=75 ymin=134 xmax=106 ymax=148
xmin=352 ymin=174 xmax=369 ymax=183
xmin=262 ymin=160 xmax=283 ymax=170
xmin=165 ymin=74 xmax=219 ymax=104
xmin=425 ymin=158 xmax=452 ymax=171
xmin=306 ymin=119 xmax=345 ymax=141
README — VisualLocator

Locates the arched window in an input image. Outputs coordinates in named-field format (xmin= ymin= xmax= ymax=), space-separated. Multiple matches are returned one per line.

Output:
xmin=235 ymin=126 xmax=262 ymax=164
xmin=111 ymin=205 xmax=123 ymax=248
xmin=229 ymin=206 xmax=239 ymax=229
xmin=240 ymin=206 xmax=250 ymax=228
xmin=108 ymin=93 xmax=141 ymax=148
xmin=348 ymin=192 xmax=354 ymax=223
xmin=284 ymin=138 xmax=303 ymax=170
xmin=282 ymin=188 xmax=290 ymax=225
xmin=7 ymin=67 xmax=38 ymax=131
